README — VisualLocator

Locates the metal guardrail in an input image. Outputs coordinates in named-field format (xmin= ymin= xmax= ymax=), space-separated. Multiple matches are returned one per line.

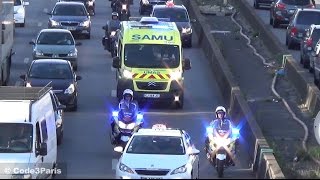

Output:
xmin=0 ymin=82 xmax=52 ymax=100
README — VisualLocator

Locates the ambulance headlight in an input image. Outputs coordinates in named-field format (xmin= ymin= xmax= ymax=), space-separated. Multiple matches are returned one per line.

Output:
xmin=142 ymin=0 xmax=149 ymax=4
xmin=123 ymin=70 xmax=132 ymax=79
xmin=170 ymin=71 xmax=181 ymax=80
xmin=182 ymin=27 xmax=192 ymax=34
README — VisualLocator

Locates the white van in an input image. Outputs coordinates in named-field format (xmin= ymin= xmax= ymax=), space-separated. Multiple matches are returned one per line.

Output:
xmin=0 ymin=86 xmax=58 ymax=179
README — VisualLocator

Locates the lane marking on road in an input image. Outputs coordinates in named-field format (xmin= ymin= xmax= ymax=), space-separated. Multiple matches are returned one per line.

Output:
xmin=210 ymin=30 xmax=231 ymax=34
xmin=111 ymin=90 xmax=117 ymax=97
xmin=112 ymin=159 xmax=118 ymax=170
xmin=43 ymin=8 xmax=48 ymax=13
xmin=37 ymin=22 xmax=42 ymax=27
xmin=15 ymin=81 xmax=21 ymax=86
xmin=24 ymin=58 xmax=29 ymax=64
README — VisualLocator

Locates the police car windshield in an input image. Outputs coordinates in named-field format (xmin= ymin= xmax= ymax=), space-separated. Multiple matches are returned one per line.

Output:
xmin=126 ymin=136 xmax=185 ymax=155
xmin=37 ymin=32 xmax=75 ymax=45
xmin=0 ymin=123 xmax=33 ymax=153
xmin=153 ymin=9 xmax=189 ymax=22
xmin=124 ymin=44 xmax=180 ymax=68
xmin=53 ymin=4 xmax=87 ymax=16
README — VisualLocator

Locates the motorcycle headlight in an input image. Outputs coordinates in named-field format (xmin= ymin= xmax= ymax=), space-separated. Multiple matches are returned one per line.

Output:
xmin=170 ymin=164 xmax=187 ymax=175
xmin=182 ymin=27 xmax=192 ymax=34
xmin=122 ymin=4 xmax=127 ymax=9
xmin=68 ymin=50 xmax=77 ymax=57
xmin=119 ymin=163 xmax=134 ymax=174
xmin=118 ymin=121 xmax=126 ymax=129
xmin=80 ymin=20 xmax=90 ymax=27
xmin=112 ymin=111 xmax=119 ymax=117
xmin=26 ymin=82 xmax=32 ymax=87
xmin=170 ymin=71 xmax=182 ymax=80
xmin=64 ymin=84 xmax=75 ymax=95
xmin=215 ymin=137 xmax=231 ymax=148
xmin=123 ymin=69 xmax=132 ymax=79
xmin=35 ymin=50 xmax=43 ymax=56
xmin=50 ymin=20 xmax=60 ymax=26
xmin=87 ymin=1 xmax=94 ymax=6
xmin=136 ymin=114 xmax=143 ymax=121
xmin=126 ymin=122 xmax=135 ymax=129
xmin=110 ymin=31 xmax=116 ymax=37
xmin=142 ymin=0 xmax=149 ymax=4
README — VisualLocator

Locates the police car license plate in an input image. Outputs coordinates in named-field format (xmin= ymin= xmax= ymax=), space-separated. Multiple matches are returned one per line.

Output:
xmin=144 ymin=94 xmax=160 ymax=98
xmin=120 ymin=136 xmax=130 ymax=142
xmin=141 ymin=177 xmax=163 ymax=179
xmin=67 ymin=27 xmax=76 ymax=30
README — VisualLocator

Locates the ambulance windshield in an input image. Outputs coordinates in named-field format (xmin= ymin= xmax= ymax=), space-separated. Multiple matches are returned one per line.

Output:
xmin=124 ymin=44 xmax=180 ymax=68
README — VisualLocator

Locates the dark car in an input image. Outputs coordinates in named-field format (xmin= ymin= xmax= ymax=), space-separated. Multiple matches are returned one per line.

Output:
xmin=269 ymin=0 xmax=315 ymax=28
xmin=139 ymin=0 xmax=167 ymax=15
xmin=49 ymin=91 xmax=65 ymax=145
xmin=286 ymin=8 xmax=320 ymax=49
xmin=58 ymin=0 xmax=95 ymax=16
xmin=20 ymin=59 xmax=82 ymax=111
xmin=48 ymin=2 xmax=91 ymax=39
xmin=29 ymin=28 xmax=81 ymax=71
xmin=151 ymin=3 xmax=195 ymax=47
xmin=254 ymin=0 xmax=275 ymax=9
xmin=300 ymin=24 xmax=320 ymax=69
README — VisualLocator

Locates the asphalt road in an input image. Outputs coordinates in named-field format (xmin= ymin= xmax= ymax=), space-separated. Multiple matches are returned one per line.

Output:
xmin=11 ymin=0 xmax=255 ymax=178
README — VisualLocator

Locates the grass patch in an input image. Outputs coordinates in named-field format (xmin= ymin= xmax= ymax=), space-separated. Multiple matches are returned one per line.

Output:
xmin=309 ymin=146 xmax=320 ymax=159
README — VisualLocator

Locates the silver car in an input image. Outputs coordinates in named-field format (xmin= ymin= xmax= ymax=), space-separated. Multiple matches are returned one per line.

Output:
xmin=29 ymin=29 xmax=81 ymax=71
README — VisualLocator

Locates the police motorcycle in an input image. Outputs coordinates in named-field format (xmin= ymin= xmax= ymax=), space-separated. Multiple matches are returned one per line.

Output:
xmin=110 ymin=109 xmax=144 ymax=150
xmin=86 ymin=0 xmax=95 ymax=16
xmin=205 ymin=126 xmax=240 ymax=178
xmin=117 ymin=0 xmax=131 ymax=21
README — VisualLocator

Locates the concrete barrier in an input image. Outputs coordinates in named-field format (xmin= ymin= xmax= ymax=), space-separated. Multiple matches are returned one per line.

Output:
xmin=229 ymin=0 xmax=320 ymax=117
xmin=182 ymin=0 xmax=285 ymax=178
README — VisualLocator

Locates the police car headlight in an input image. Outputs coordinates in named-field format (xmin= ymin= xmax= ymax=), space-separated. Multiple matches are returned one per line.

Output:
xmin=142 ymin=0 xmax=149 ymax=4
xmin=123 ymin=70 xmax=132 ymax=79
xmin=80 ymin=20 xmax=90 ymax=27
xmin=110 ymin=31 xmax=116 ymax=37
xmin=119 ymin=163 xmax=134 ymax=174
xmin=118 ymin=121 xmax=126 ymax=129
xmin=171 ymin=164 xmax=187 ymax=175
xmin=35 ymin=50 xmax=43 ymax=56
xmin=182 ymin=27 xmax=192 ymax=34
xmin=68 ymin=50 xmax=77 ymax=57
xmin=170 ymin=71 xmax=181 ymax=80
xmin=64 ymin=84 xmax=75 ymax=95
xmin=50 ymin=20 xmax=60 ymax=26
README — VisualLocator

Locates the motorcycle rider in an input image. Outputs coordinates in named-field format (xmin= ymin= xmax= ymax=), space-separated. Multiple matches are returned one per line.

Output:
xmin=205 ymin=106 xmax=236 ymax=166
xmin=113 ymin=0 xmax=130 ymax=20
xmin=110 ymin=89 xmax=139 ymax=144
xmin=102 ymin=12 xmax=120 ymax=50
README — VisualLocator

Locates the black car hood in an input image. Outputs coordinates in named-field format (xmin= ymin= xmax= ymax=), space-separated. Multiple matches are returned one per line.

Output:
xmin=50 ymin=15 xmax=89 ymax=22
xmin=28 ymin=78 xmax=73 ymax=91
xmin=174 ymin=22 xmax=191 ymax=31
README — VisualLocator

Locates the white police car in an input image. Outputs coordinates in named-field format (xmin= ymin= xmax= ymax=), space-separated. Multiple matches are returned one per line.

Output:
xmin=114 ymin=124 xmax=200 ymax=179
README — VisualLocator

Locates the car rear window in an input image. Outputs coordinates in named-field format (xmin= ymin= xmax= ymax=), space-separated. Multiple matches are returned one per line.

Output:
xmin=297 ymin=11 xmax=320 ymax=25
xmin=53 ymin=4 xmax=87 ymax=16
xmin=153 ymin=9 xmax=189 ymax=22
xmin=282 ymin=0 xmax=311 ymax=6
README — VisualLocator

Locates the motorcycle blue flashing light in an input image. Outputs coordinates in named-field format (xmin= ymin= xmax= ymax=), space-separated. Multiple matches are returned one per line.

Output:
xmin=112 ymin=111 xmax=119 ymax=117
xmin=136 ymin=114 xmax=143 ymax=121
xmin=232 ymin=128 xmax=240 ymax=138
xmin=206 ymin=127 xmax=214 ymax=134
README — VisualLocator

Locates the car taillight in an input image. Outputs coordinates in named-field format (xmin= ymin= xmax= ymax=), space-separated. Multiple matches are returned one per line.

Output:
xmin=276 ymin=3 xmax=286 ymax=10
xmin=291 ymin=27 xmax=298 ymax=36
xmin=306 ymin=38 xmax=313 ymax=46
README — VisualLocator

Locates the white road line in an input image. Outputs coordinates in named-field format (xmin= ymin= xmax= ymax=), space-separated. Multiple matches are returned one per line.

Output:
xmin=37 ymin=22 xmax=42 ymax=27
xmin=15 ymin=81 xmax=21 ymax=86
xmin=210 ymin=30 xmax=231 ymax=34
xmin=112 ymin=159 xmax=118 ymax=170
xmin=24 ymin=58 xmax=29 ymax=64
xmin=111 ymin=90 xmax=117 ymax=97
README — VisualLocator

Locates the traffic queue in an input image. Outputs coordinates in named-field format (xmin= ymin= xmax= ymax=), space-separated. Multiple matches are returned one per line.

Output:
xmin=0 ymin=0 xmax=241 ymax=179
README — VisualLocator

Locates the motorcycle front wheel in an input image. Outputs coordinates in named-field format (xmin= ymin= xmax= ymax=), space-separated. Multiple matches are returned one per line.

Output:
xmin=216 ymin=159 xmax=224 ymax=178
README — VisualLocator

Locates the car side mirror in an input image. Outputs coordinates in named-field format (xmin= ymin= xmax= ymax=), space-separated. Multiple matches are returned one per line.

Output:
xmin=191 ymin=19 xmax=196 ymax=23
xmin=114 ymin=146 xmax=123 ymax=153
xmin=29 ymin=41 xmax=35 ymax=45
xmin=57 ymin=104 xmax=66 ymax=110
xmin=188 ymin=148 xmax=200 ymax=156
xmin=183 ymin=58 xmax=191 ymax=70
xmin=19 ymin=74 xmax=26 ymax=80
xmin=112 ymin=57 xmax=121 ymax=68
xmin=23 ymin=1 xmax=29 ymax=6
xmin=75 ymin=42 xmax=82 ymax=46
xmin=38 ymin=142 xmax=47 ymax=156
xmin=76 ymin=76 xmax=82 ymax=81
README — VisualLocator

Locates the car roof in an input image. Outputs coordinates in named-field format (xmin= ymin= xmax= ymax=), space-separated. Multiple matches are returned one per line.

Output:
xmin=153 ymin=4 xmax=187 ymax=11
xmin=0 ymin=100 xmax=31 ymax=123
xmin=56 ymin=1 xmax=85 ymax=6
xmin=134 ymin=128 xmax=183 ymax=137
xmin=297 ymin=8 xmax=320 ymax=13
xmin=32 ymin=59 xmax=70 ymax=65
xmin=39 ymin=28 xmax=72 ymax=33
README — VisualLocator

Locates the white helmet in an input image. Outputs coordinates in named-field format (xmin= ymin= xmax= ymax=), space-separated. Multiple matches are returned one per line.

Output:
xmin=215 ymin=106 xmax=226 ymax=118
xmin=123 ymin=89 xmax=133 ymax=100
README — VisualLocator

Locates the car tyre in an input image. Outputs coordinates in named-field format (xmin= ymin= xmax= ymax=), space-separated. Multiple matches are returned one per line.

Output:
xmin=288 ymin=40 xmax=295 ymax=50
xmin=272 ymin=17 xmax=279 ymax=28
xmin=70 ymin=97 xmax=78 ymax=112
xmin=73 ymin=64 xmax=78 ymax=71
xmin=254 ymin=1 xmax=260 ymax=9
xmin=314 ymin=72 xmax=319 ymax=86
xmin=269 ymin=17 xmax=273 ymax=25
xmin=309 ymin=62 xmax=315 ymax=73
xmin=57 ymin=128 xmax=63 ymax=146
xmin=185 ymin=38 xmax=192 ymax=48
xmin=86 ymin=31 xmax=91 ymax=39
xmin=20 ymin=19 xmax=25 ymax=27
